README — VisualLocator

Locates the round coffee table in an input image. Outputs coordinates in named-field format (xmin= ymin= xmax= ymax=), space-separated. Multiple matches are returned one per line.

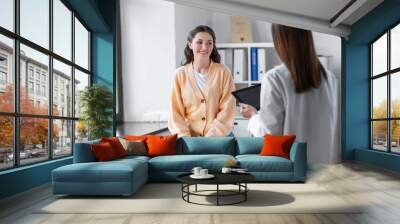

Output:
xmin=177 ymin=172 xmax=255 ymax=206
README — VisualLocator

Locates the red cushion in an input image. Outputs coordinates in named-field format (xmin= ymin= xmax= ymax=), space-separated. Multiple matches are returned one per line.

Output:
xmin=146 ymin=135 xmax=177 ymax=157
xmin=260 ymin=134 xmax=296 ymax=159
xmin=91 ymin=142 xmax=117 ymax=161
xmin=101 ymin=137 xmax=127 ymax=158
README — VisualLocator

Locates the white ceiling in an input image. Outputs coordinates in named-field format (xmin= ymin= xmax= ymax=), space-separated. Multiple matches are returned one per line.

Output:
xmin=224 ymin=0 xmax=352 ymax=23
xmin=165 ymin=0 xmax=384 ymax=37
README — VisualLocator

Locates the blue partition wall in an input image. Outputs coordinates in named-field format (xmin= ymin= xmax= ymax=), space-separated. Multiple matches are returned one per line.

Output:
xmin=343 ymin=0 xmax=400 ymax=171
xmin=0 ymin=0 xmax=117 ymax=200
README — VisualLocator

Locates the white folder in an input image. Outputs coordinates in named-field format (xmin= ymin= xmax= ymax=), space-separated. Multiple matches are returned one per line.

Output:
xmin=257 ymin=48 xmax=266 ymax=80
xmin=233 ymin=48 xmax=246 ymax=82
xmin=225 ymin=49 xmax=234 ymax=73
xmin=219 ymin=49 xmax=226 ymax=65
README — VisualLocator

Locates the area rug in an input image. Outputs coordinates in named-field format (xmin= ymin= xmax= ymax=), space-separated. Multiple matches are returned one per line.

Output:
xmin=37 ymin=183 xmax=362 ymax=214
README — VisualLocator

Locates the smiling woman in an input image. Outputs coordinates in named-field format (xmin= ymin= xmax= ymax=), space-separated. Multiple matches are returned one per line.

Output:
xmin=168 ymin=25 xmax=236 ymax=137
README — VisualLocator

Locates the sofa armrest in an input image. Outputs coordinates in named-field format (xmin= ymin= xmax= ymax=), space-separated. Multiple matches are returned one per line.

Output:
xmin=289 ymin=142 xmax=307 ymax=181
xmin=73 ymin=140 xmax=100 ymax=163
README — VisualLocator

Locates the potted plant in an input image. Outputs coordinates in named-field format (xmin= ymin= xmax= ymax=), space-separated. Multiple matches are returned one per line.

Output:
xmin=79 ymin=84 xmax=113 ymax=140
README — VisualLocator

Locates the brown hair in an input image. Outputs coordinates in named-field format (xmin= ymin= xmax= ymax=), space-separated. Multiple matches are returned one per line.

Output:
xmin=182 ymin=25 xmax=221 ymax=65
xmin=271 ymin=24 xmax=326 ymax=93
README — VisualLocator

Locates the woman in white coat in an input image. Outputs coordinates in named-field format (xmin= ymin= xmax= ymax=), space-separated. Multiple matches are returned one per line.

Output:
xmin=240 ymin=24 xmax=338 ymax=164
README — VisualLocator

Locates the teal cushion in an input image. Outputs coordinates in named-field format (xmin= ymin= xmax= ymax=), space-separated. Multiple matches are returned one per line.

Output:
xmin=236 ymin=155 xmax=293 ymax=172
xmin=236 ymin=137 xmax=263 ymax=155
xmin=148 ymin=154 xmax=235 ymax=172
xmin=52 ymin=159 xmax=147 ymax=183
xmin=73 ymin=139 xmax=101 ymax=163
xmin=177 ymin=137 xmax=236 ymax=155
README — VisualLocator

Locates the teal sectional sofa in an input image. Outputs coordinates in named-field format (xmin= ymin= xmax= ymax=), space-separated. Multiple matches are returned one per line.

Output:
xmin=52 ymin=137 xmax=307 ymax=196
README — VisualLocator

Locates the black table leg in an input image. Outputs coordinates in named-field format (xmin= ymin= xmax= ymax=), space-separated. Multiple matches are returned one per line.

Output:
xmin=217 ymin=184 xmax=219 ymax=206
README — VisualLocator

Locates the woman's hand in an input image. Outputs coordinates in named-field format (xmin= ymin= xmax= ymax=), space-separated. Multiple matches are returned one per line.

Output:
xmin=240 ymin=103 xmax=257 ymax=119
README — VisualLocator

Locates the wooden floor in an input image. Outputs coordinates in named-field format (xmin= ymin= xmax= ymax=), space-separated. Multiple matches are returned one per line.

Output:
xmin=1 ymin=162 xmax=400 ymax=224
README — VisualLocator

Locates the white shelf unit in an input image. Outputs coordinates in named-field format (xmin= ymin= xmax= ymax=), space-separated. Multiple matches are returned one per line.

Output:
xmin=216 ymin=42 xmax=280 ymax=88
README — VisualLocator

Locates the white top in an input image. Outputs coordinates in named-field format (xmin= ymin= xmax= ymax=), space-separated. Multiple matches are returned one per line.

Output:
xmin=193 ymin=71 xmax=207 ymax=93
xmin=248 ymin=64 xmax=339 ymax=164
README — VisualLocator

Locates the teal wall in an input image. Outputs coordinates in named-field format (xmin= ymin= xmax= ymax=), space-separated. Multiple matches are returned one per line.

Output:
xmin=0 ymin=0 xmax=116 ymax=200
xmin=343 ymin=0 xmax=400 ymax=171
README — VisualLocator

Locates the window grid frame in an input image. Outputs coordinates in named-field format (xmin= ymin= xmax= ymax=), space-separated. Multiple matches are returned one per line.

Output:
xmin=0 ymin=0 xmax=92 ymax=171
xmin=370 ymin=20 xmax=400 ymax=154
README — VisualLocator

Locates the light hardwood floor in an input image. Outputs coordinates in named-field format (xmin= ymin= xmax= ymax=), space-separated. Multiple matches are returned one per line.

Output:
xmin=1 ymin=162 xmax=400 ymax=224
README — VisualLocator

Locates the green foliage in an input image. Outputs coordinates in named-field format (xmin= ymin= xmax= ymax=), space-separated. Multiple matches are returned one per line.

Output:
xmin=79 ymin=84 xmax=113 ymax=140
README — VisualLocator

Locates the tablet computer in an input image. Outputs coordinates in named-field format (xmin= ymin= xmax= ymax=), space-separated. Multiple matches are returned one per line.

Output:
xmin=231 ymin=84 xmax=261 ymax=110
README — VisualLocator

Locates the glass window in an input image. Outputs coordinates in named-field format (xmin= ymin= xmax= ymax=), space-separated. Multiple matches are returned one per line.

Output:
xmin=372 ymin=121 xmax=388 ymax=151
xmin=20 ymin=44 xmax=49 ymax=115
xmin=74 ymin=18 xmax=89 ymax=70
xmin=19 ymin=117 xmax=49 ymax=165
xmin=0 ymin=116 xmax=13 ymax=170
xmin=53 ymin=0 xmax=72 ymax=60
xmin=53 ymin=59 xmax=72 ymax=117
xmin=391 ymin=120 xmax=400 ymax=153
xmin=0 ymin=35 xmax=14 ymax=113
xmin=372 ymin=77 xmax=387 ymax=119
xmin=74 ymin=69 xmax=89 ymax=118
xmin=372 ymin=34 xmax=387 ymax=76
xmin=371 ymin=24 xmax=400 ymax=154
xmin=20 ymin=0 xmax=49 ymax=49
xmin=53 ymin=119 xmax=72 ymax=158
xmin=391 ymin=72 xmax=400 ymax=118
xmin=28 ymin=81 xmax=34 ymax=94
xmin=75 ymin=120 xmax=88 ymax=143
xmin=0 ymin=0 xmax=14 ymax=31
xmin=391 ymin=24 xmax=400 ymax=70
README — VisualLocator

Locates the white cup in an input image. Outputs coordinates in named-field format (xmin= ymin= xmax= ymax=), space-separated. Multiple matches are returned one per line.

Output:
xmin=191 ymin=167 xmax=202 ymax=176
xmin=221 ymin=167 xmax=232 ymax=174
xmin=200 ymin=169 xmax=208 ymax=176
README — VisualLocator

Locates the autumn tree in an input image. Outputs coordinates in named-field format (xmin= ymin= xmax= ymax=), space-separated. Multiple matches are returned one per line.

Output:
xmin=0 ymin=84 xmax=60 ymax=151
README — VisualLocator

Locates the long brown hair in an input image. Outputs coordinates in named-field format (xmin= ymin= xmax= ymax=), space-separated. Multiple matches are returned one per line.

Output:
xmin=182 ymin=25 xmax=221 ymax=65
xmin=271 ymin=24 xmax=326 ymax=93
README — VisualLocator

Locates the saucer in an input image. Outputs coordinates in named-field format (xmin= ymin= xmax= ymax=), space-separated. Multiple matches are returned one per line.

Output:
xmin=190 ymin=174 xmax=215 ymax=179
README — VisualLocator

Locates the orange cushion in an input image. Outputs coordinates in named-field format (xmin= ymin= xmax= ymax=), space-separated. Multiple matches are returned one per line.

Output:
xmin=91 ymin=142 xmax=117 ymax=161
xmin=146 ymin=134 xmax=177 ymax=157
xmin=260 ymin=134 xmax=296 ymax=159
xmin=124 ymin=135 xmax=148 ymax=141
xmin=101 ymin=137 xmax=127 ymax=158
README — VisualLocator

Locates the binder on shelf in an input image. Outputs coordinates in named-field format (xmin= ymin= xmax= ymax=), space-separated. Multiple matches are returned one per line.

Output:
xmin=219 ymin=49 xmax=226 ymax=65
xmin=233 ymin=48 xmax=246 ymax=82
xmin=257 ymin=48 xmax=266 ymax=79
xmin=225 ymin=49 xmax=234 ymax=73
xmin=250 ymin=48 xmax=258 ymax=81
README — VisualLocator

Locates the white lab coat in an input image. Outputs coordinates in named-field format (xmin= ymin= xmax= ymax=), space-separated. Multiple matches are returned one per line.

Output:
xmin=248 ymin=64 xmax=339 ymax=164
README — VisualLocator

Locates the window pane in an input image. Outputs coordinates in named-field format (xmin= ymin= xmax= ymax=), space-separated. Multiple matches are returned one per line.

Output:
xmin=0 ymin=116 xmax=13 ymax=170
xmin=391 ymin=72 xmax=400 ymax=118
xmin=372 ymin=33 xmax=387 ymax=76
xmin=74 ymin=69 xmax=89 ymax=118
xmin=372 ymin=121 xmax=387 ymax=151
xmin=20 ymin=117 xmax=49 ymax=165
xmin=20 ymin=44 xmax=49 ymax=115
xmin=372 ymin=77 xmax=387 ymax=119
xmin=53 ymin=119 xmax=72 ymax=158
xmin=75 ymin=120 xmax=88 ymax=143
xmin=0 ymin=35 xmax=14 ymax=112
xmin=0 ymin=0 xmax=14 ymax=31
xmin=391 ymin=120 xmax=400 ymax=153
xmin=391 ymin=24 xmax=400 ymax=70
xmin=53 ymin=0 xmax=72 ymax=60
xmin=53 ymin=59 xmax=72 ymax=117
xmin=20 ymin=0 xmax=49 ymax=49
xmin=75 ymin=18 xmax=89 ymax=70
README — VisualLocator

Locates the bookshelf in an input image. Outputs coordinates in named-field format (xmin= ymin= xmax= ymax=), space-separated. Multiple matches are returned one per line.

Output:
xmin=216 ymin=42 xmax=281 ymax=89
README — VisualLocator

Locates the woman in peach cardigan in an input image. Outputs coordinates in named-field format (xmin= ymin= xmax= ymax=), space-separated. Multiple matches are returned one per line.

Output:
xmin=168 ymin=25 xmax=236 ymax=137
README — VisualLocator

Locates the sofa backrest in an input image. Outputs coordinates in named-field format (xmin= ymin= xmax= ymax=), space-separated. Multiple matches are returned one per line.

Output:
xmin=73 ymin=140 xmax=100 ymax=163
xmin=235 ymin=137 xmax=263 ymax=155
xmin=176 ymin=137 xmax=236 ymax=155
